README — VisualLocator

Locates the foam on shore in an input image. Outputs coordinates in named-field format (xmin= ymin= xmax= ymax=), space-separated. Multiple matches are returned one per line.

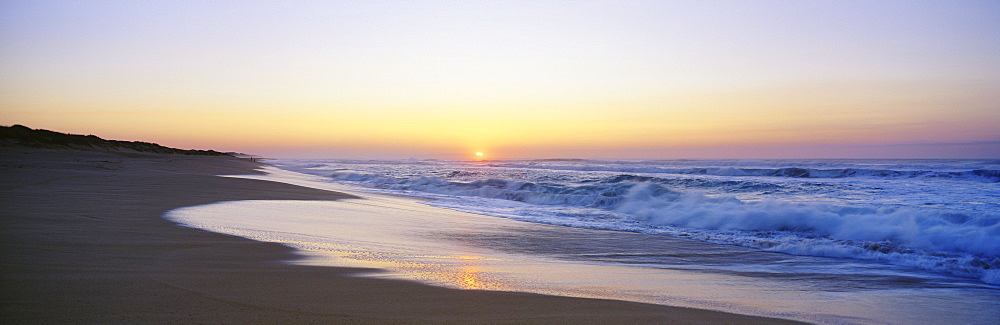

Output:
xmin=165 ymin=166 xmax=1000 ymax=325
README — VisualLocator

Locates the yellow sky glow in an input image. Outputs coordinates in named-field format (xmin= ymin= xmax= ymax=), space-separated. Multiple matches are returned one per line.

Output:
xmin=1 ymin=1 xmax=998 ymax=159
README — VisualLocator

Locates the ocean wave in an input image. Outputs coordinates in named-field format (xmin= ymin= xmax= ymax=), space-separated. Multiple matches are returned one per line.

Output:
xmin=331 ymin=172 xmax=634 ymax=208
xmin=617 ymin=182 xmax=999 ymax=257
xmin=423 ymin=187 xmax=1000 ymax=284
xmin=329 ymin=171 xmax=1000 ymax=259
xmin=331 ymin=171 xmax=792 ymax=204
xmin=506 ymin=163 xmax=1000 ymax=182
xmin=326 ymin=170 xmax=1000 ymax=283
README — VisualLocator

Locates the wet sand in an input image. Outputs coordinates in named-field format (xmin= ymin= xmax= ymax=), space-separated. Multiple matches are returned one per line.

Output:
xmin=0 ymin=148 xmax=801 ymax=324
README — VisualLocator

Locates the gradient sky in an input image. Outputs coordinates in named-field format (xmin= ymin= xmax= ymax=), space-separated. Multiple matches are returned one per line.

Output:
xmin=2 ymin=1 xmax=998 ymax=159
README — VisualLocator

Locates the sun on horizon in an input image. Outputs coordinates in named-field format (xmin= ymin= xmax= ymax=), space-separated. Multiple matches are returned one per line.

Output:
xmin=475 ymin=152 xmax=484 ymax=158
xmin=0 ymin=1 xmax=997 ymax=159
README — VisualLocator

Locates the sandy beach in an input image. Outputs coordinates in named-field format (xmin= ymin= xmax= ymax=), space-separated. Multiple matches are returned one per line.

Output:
xmin=0 ymin=148 xmax=801 ymax=324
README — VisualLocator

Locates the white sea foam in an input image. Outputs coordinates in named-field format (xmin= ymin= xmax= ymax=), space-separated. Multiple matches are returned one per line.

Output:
xmin=273 ymin=158 xmax=1000 ymax=284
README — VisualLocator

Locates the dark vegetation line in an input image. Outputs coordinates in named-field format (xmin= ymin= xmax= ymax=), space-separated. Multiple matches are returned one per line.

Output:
xmin=0 ymin=124 xmax=228 ymax=156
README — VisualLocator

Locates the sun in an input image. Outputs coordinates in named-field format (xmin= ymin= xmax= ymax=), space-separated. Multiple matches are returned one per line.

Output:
xmin=475 ymin=152 xmax=484 ymax=157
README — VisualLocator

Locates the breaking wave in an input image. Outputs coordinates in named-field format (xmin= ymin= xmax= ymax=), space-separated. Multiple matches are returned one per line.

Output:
xmin=325 ymin=170 xmax=1000 ymax=283
xmin=615 ymin=183 xmax=999 ymax=283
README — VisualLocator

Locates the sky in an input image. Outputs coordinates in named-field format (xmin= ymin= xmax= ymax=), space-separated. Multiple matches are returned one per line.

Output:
xmin=1 ymin=0 xmax=998 ymax=159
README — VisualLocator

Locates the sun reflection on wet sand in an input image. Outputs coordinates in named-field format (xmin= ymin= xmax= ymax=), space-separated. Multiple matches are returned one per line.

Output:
xmin=387 ymin=254 xmax=507 ymax=291
xmin=456 ymin=256 xmax=485 ymax=290
xmin=314 ymin=249 xmax=507 ymax=291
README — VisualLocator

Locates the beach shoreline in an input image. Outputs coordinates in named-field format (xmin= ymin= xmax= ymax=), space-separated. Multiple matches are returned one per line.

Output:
xmin=0 ymin=148 xmax=802 ymax=324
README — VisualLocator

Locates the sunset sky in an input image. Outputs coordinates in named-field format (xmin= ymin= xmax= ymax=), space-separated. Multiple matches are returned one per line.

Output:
xmin=2 ymin=1 xmax=998 ymax=159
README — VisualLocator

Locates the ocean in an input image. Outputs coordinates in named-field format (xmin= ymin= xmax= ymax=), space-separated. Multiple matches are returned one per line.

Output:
xmin=275 ymin=158 xmax=999 ymax=284
xmin=167 ymin=158 xmax=1000 ymax=324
